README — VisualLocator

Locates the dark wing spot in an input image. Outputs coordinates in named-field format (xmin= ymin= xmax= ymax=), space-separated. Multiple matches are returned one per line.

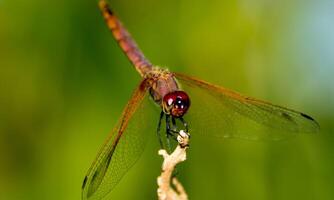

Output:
xmin=300 ymin=113 xmax=315 ymax=121
xmin=82 ymin=176 xmax=88 ymax=189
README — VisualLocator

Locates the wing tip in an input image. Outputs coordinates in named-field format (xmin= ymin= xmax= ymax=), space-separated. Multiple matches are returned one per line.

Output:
xmin=300 ymin=113 xmax=320 ymax=133
xmin=82 ymin=176 xmax=88 ymax=189
xmin=81 ymin=176 xmax=90 ymax=200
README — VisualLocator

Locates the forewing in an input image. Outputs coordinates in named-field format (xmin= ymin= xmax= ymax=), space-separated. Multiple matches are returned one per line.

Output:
xmin=174 ymin=73 xmax=319 ymax=140
xmin=82 ymin=80 xmax=156 ymax=200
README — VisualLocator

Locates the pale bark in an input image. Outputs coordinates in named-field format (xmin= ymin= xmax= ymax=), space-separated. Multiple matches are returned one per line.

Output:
xmin=157 ymin=130 xmax=189 ymax=200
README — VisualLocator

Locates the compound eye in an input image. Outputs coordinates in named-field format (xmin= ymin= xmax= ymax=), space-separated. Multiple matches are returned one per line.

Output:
xmin=163 ymin=91 xmax=190 ymax=117
xmin=175 ymin=98 xmax=186 ymax=109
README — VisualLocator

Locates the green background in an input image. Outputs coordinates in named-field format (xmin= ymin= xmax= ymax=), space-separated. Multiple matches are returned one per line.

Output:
xmin=1 ymin=0 xmax=333 ymax=199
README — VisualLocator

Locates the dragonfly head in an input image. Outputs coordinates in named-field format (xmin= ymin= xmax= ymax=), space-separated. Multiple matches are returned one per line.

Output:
xmin=162 ymin=91 xmax=190 ymax=118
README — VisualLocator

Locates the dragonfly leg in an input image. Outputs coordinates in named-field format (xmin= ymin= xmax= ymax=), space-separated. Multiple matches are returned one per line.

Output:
xmin=170 ymin=117 xmax=179 ymax=140
xmin=165 ymin=115 xmax=173 ymax=153
xmin=171 ymin=117 xmax=177 ymax=131
xmin=171 ymin=116 xmax=180 ymax=177
xmin=156 ymin=111 xmax=164 ymax=149
xmin=180 ymin=117 xmax=190 ymax=137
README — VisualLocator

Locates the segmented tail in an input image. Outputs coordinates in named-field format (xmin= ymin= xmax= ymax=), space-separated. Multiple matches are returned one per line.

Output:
xmin=99 ymin=0 xmax=152 ymax=76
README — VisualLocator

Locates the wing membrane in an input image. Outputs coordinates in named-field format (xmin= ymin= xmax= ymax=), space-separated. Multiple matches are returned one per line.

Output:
xmin=82 ymin=80 xmax=156 ymax=200
xmin=174 ymin=73 xmax=319 ymax=140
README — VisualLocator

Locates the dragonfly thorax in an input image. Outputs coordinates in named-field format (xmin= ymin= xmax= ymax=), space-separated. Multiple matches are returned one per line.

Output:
xmin=145 ymin=68 xmax=178 ymax=101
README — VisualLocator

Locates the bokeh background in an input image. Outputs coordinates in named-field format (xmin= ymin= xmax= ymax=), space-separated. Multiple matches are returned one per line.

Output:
xmin=1 ymin=0 xmax=333 ymax=199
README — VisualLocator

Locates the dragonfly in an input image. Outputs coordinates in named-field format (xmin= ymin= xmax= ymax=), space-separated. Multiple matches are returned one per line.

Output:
xmin=82 ymin=1 xmax=319 ymax=199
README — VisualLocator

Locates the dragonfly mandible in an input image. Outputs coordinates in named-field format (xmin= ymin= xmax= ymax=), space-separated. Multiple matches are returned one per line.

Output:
xmin=82 ymin=1 xmax=319 ymax=199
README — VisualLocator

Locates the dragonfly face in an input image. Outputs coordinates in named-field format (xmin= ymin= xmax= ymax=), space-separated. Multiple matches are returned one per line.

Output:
xmin=162 ymin=90 xmax=190 ymax=118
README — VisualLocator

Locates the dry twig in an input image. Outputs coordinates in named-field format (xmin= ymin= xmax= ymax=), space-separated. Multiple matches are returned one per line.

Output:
xmin=157 ymin=130 xmax=189 ymax=200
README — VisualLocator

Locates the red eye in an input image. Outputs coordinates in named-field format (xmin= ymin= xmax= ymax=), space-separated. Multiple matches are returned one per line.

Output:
xmin=163 ymin=91 xmax=190 ymax=117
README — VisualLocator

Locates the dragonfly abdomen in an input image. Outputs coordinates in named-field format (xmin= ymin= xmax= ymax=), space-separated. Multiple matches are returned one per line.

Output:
xmin=146 ymin=69 xmax=180 ymax=104
xmin=99 ymin=0 xmax=152 ymax=76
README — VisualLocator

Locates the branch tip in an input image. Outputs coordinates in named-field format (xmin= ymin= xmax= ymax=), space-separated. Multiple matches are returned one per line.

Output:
xmin=157 ymin=130 xmax=189 ymax=200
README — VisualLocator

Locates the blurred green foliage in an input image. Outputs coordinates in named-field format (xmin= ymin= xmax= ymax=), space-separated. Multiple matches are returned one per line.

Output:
xmin=0 ymin=0 xmax=333 ymax=199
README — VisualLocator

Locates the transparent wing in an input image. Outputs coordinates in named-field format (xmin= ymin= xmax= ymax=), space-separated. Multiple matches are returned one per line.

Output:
xmin=174 ymin=73 xmax=319 ymax=140
xmin=82 ymin=80 xmax=156 ymax=200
